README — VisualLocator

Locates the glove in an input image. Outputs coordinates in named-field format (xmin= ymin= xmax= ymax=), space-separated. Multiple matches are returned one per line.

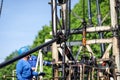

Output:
xmin=39 ymin=72 xmax=45 ymax=76
xmin=43 ymin=61 xmax=52 ymax=66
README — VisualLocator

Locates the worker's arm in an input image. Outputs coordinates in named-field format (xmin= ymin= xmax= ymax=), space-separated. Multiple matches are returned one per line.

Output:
xmin=32 ymin=71 xmax=45 ymax=77
xmin=16 ymin=61 xmax=24 ymax=80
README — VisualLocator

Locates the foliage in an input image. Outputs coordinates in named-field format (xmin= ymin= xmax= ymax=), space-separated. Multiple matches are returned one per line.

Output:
xmin=32 ymin=25 xmax=52 ymax=55
xmin=0 ymin=51 xmax=18 ymax=80
xmin=70 ymin=0 xmax=111 ymax=59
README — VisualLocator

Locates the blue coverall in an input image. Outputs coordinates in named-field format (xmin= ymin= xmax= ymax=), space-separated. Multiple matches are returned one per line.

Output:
xmin=16 ymin=59 xmax=38 ymax=80
xmin=28 ymin=55 xmax=37 ymax=67
xmin=28 ymin=55 xmax=52 ymax=67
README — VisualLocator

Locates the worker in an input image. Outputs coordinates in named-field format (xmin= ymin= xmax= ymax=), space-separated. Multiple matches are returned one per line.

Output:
xmin=28 ymin=55 xmax=52 ymax=68
xmin=16 ymin=46 xmax=45 ymax=80
xmin=28 ymin=55 xmax=37 ymax=71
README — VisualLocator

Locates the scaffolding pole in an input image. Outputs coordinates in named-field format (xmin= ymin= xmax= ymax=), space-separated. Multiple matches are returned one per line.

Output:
xmin=110 ymin=0 xmax=120 ymax=80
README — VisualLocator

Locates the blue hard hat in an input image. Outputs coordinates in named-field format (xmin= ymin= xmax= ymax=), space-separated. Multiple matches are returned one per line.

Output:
xmin=18 ymin=46 xmax=30 ymax=55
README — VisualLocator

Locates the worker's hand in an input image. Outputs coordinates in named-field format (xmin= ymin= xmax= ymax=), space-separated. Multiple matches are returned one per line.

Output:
xmin=32 ymin=67 xmax=36 ymax=71
xmin=39 ymin=72 xmax=45 ymax=76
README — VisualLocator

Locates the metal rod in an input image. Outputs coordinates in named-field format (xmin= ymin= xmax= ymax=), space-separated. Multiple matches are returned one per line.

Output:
xmin=60 ymin=0 xmax=70 ymax=38
xmin=60 ymin=1 xmax=70 ymax=79
xmin=83 ymin=0 xmax=85 ymax=21
xmin=62 ymin=43 xmax=65 ymax=80
xmin=96 ymin=0 xmax=105 ymax=56
xmin=51 ymin=0 xmax=57 ymax=37
xmin=0 ymin=0 xmax=3 ymax=17
xmin=87 ymin=0 xmax=92 ymax=26
xmin=66 ymin=0 xmax=71 ymax=37
xmin=70 ymin=26 xmax=112 ymax=34
xmin=61 ymin=4 xmax=65 ymax=30
xmin=0 ymin=38 xmax=58 ymax=68
xmin=116 ymin=0 xmax=120 ymax=24
xmin=110 ymin=0 xmax=120 ymax=80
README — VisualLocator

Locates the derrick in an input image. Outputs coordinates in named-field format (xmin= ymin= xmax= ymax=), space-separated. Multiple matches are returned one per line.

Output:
xmin=0 ymin=0 xmax=120 ymax=80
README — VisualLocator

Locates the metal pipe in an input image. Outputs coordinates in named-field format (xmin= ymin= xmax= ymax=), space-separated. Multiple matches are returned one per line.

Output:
xmin=61 ymin=3 xmax=66 ymax=31
xmin=0 ymin=38 xmax=58 ymax=68
xmin=62 ymin=43 xmax=65 ymax=80
xmin=96 ymin=0 xmax=105 ymax=56
xmin=61 ymin=0 xmax=71 ymax=37
xmin=70 ymin=26 xmax=112 ymax=34
xmin=110 ymin=0 xmax=120 ymax=80
xmin=0 ymin=0 xmax=3 ymax=17
xmin=67 ymin=0 xmax=71 ymax=37
xmin=51 ymin=1 xmax=59 ymax=79
xmin=116 ymin=0 xmax=120 ymax=25
xmin=87 ymin=0 xmax=92 ymax=26
xmin=51 ymin=0 xmax=57 ymax=37
xmin=69 ymin=0 xmax=71 ymax=34
xmin=82 ymin=0 xmax=85 ymax=22
xmin=61 ymin=1 xmax=68 ymax=79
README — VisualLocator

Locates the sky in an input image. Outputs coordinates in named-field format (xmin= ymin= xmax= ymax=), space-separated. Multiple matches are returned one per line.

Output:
xmin=0 ymin=0 xmax=79 ymax=63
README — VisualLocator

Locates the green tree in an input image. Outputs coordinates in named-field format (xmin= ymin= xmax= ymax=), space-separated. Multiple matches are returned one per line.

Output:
xmin=0 ymin=51 xmax=18 ymax=80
